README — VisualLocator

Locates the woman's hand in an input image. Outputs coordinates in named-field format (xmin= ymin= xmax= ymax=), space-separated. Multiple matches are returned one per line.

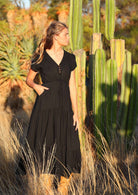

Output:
xmin=33 ymin=84 xmax=49 ymax=96
xmin=26 ymin=69 xmax=49 ymax=96
xmin=73 ymin=114 xmax=79 ymax=131
xmin=69 ymin=70 xmax=79 ymax=131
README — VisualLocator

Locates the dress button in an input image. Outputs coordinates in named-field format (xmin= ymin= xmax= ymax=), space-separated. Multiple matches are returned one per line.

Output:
xmin=59 ymin=65 xmax=61 ymax=74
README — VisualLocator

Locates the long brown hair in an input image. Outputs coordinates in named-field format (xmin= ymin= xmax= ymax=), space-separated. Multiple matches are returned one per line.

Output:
xmin=32 ymin=21 xmax=68 ymax=64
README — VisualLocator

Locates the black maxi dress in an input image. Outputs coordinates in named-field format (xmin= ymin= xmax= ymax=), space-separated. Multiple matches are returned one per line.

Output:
xmin=26 ymin=49 xmax=81 ymax=179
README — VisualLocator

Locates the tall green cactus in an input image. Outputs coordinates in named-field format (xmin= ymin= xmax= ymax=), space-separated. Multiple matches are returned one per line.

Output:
xmin=93 ymin=0 xmax=100 ymax=33
xmin=126 ymin=65 xmax=138 ymax=138
xmin=110 ymin=39 xmax=125 ymax=68
xmin=89 ymin=0 xmax=138 ymax=145
xmin=106 ymin=59 xmax=118 ymax=141
xmin=90 ymin=0 xmax=102 ymax=54
xmin=68 ymin=0 xmax=138 ymax=146
xmin=93 ymin=53 xmax=118 ymax=140
xmin=69 ymin=0 xmax=83 ymax=51
xmin=105 ymin=0 xmax=115 ymax=40
xmin=69 ymin=0 xmax=86 ymax=148
xmin=93 ymin=49 xmax=106 ymax=136
xmin=118 ymin=50 xmax=132 ymax=136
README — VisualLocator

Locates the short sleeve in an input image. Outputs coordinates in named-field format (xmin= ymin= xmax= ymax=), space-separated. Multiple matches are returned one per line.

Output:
xmin=30 ymin=54 xmax=41 ymax=72
xmin=70 ymin=54 xmax=77 ymax=71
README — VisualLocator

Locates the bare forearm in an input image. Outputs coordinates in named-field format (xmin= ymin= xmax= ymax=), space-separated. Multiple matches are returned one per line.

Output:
xmin=26 ymin=69 xmax=49 ymax=96
xmin=26 ymin=77 xmax=38 ymax=91
xmin=26 ymin=69 xmax=40 ymax=92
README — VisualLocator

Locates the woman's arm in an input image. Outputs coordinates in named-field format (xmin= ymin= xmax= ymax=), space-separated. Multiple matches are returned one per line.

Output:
xmin=69 ymin=69 xmax=79 ymax=131
xmin=26 ymin=69 xmax=49 ymax=96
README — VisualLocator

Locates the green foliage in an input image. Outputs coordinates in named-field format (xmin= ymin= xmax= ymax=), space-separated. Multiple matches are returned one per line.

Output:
xmin=47 ymin=0 xmax=69 ymax=19
xmin=47 ymin=0 xmax=88 ymax=21
xmin=0 ymin=20 xmax=9 ymax=33
xmin=116 ymin=0 xmax=138 ymax=8
xmin=19 ymin=38 xmax=34 ymax=60
xmin=0 ymin=17 xmax=36 ymax=84
xmin=0 ymin=0 xmax=11 ymax=20
xmin=115 ymin=0 xmax=138 ymax=64
xmin=47 ymin=6 xmax=58 ymax=20
xmin=30 ymin=2 xmax=46 ymax=12
xmin=49 ymin=0 xmax=69 ymax=7
xmin=0 ymin=33 xmax=26 ymax=82
xmin=30 ymin=0 xmax=48 ymax=5
xmin=115 ymin=26 xmax=138 ymax=64
xmin=82 ymin=14 xmax=92 ymax=51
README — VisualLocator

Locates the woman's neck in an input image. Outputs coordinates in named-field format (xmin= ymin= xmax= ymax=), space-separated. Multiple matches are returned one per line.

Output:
xmin=47 ymin=43 xmax=63 ymax=54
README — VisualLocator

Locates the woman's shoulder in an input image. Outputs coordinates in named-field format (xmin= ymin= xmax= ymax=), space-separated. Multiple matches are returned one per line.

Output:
xmin=64 ymin=50 xmax=75 ymax=59
xmin=64 ymin=50 xmax=77 ymax=71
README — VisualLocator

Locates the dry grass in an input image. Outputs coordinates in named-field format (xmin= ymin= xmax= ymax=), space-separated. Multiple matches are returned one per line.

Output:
xmin=0 ymin=111 xmax=137 ymax=195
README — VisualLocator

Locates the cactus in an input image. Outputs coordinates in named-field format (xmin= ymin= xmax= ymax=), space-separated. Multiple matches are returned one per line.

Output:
xmin=110 ymin=39 xmax=125 ymax=83
xmin=74 ymin=50 xmax=86 ymax=126
xmin=110 ymin=39 xmax=125 ymax=68
xmin=93 ymin=0 xmax=100 ymax=33
xmin=68 ymin=0 xmax=138 ymax=146
xmin=90 ymin=0 xmax=102 ymax=55
xmin=93 ymin=51 xmax=118 ymax=141
xmin=126 ymin=64 xmax=138 ymax=138
xmin=105 ymin=0 xmax=115 ymax=40
xmin=118 ymin=50 xmax=132 ymax=136
xmin=90 ymin=33 xmax=102 ymax=55
xmin=93 ymin=49 xmax=106 ymax=136
xmin=73 ymin=49 xmax=86 ymax=148
xmin=106 ymin=59 xmax=118 ymax=141
xmin=88 ymin=54 xmax=93 ymax=112
xmin=69 ymin=0 xmax=86 ymax=148
xmin=69 ymin=0 xmax=83 ymax=51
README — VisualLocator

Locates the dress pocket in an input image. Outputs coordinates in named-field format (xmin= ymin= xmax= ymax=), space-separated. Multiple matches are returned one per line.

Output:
xmin=39 ymin=89 xmax=49 ymax=97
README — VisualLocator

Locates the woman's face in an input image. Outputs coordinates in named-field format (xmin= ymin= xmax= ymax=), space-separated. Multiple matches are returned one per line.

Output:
xmin=55 ymin=28 xmax=70 ymax=46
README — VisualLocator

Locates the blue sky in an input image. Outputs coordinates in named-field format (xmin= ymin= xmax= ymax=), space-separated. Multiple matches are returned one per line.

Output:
xmin=22 ymin=0 xmax=30 ymax=9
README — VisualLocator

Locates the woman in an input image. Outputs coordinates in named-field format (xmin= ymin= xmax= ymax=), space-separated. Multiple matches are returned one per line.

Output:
xmin=24 ymin=21 xmax=81 ymax=186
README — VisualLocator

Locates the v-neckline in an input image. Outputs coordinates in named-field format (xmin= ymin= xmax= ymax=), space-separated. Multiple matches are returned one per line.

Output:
xmin=45 ymin=49 xmax=65 ymax=67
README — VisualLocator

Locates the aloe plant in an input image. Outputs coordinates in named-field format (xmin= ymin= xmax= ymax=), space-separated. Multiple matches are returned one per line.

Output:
xmin=0 ymin=33 xmax=26 ymax=84
xmin=19 ymin=38 xmax=34 ymax=60
xmin=30 ymin=2 xmax=46 ymax=12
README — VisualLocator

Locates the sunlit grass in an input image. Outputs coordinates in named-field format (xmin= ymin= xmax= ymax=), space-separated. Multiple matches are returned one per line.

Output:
xmin=0 ymin=111 xmax=137 ymax=194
